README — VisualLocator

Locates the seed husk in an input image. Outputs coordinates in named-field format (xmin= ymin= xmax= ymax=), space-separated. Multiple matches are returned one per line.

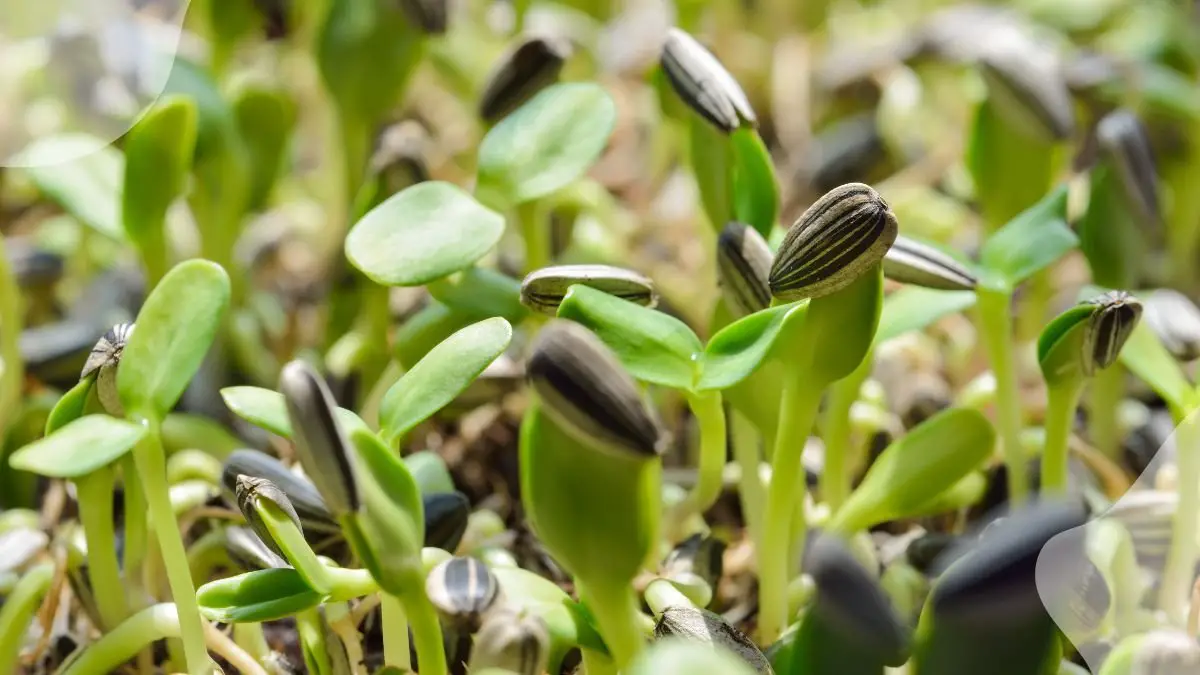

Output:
xmin=1081 ymin=291 xmax=1142 ymax=376
xmin=882 ymin=235 xmax=977 ymax=291
xmin=660 ymin=27 xmax=756 ymax=133
xmin=1142 ymin=289 xmax=1200 ymax=362
xmin=221 ymin=450 xmax=339 ymax=537
xmin=769 ymin=183 xmax=899 ymax=302
xmin=480 ymin=35 xmax=572 ymax=123
xmin=426 ymin=556 xmax=501 ymax=631
xmin=423 ymin=491 xmax=471 ymax=552
xmin=395 ymin=0 xmax=447 ymax=34
xmin=468 ymin=606 xmax=550 ymax=675
xmin=977 ymin=33 xmax=1075 ymax=141
xmin=520 ymin=265 xmax=657 ymax=315
xmin=225 ymin=525 xmax=287 ymax=571
xmin=661 ymin=533 xmax=726 ymax=591
xmin=8 ymin=242 xmax=64 ymax=289
xmin=716 ymin=222 xmax=773 ymax=317
xmin=1097 ymin=109 xmax=1161 ymax=229
xmin=526 ymin=320 xmax=667 ymax=458
xmin=653 ymin=606 xmax=773 ymax=674
xmin=80 ymin=322 xmax=135 ymax=417
xmin=369 ymin=120 xmax=431 ymax=195
xmin=234 ymin=475 xmax=305 ymax=561
xmin=278 ymin=360 xmax=360 ymax=516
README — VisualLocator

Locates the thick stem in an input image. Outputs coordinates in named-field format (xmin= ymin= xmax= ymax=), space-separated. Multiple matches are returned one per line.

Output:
xmin=131 ymin=419 xmax=213 ymax=675
xmin=296 ymin=608 xmax=333 ymax=675
xmin=122 ymin=456 xmax=147 ymax=602
xmin=821 ymin=355 xmax=871 ymax=512
xmin=644 ymin=579 xmax=692 ymax=618
xmin=0 ymin=234 xmax=22 ymax=443
xmin=232 ymin=622 xmax=272 ymax=665
xmin=977 ymin=288 xmax=1029 ymax=504
xmin=0 ymin=561 xmax=53 ymax=672
xmin=1160 ymin=408 xmax=1200 ymax=623
xmin=519 ymin=201 xmax=550 ymax=273
xmin=76 ymin=468 xmax=129 ymax=631
xmin=1041 ymin=381 xmax=1085 ymax=495
xmin=731 ymin=410 xmax=765 ymax=568
xmin=578 ymin=582 xmax=646 ymax=671
xmin=61 ymin=604 xmax=180 ymax=675
xmin=402 ymin=589 xmax=449 ymax=675
xmin=677 ymin=391 xmax=727 ymax=522
xmin=1088 ymin=365 xmax=1125 ymax=460
xmin=257 ymin=498 xmax=333 ymax=595
xmin=381 ymin=594 xmax=412 ymax=671
xmin=759 ymin=366 xmax=824 ymax=644
xmin=581 ymin=649 xmax=618 ymax=675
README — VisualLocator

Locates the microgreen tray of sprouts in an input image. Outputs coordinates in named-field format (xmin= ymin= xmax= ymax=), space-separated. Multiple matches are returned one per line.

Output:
xmin=2 ymin=0 xmax=1200 ymax=674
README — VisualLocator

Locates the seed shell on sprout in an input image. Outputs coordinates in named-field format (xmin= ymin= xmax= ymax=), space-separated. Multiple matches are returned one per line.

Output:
xmin=225 ymin=525 xmax=287 ymax=571
xmin=769 ymin=182 xmax=899 ymax=302
xmin=660 ymin=27 xmax=756 ymax=133
xmin=222 ymin=449 xmax=338 ymax=535
xmin=234 ymin=475 xmax=305 ymax=561
xmin=716 ymin=222 xmax=773 ymax=317
xmin=1142 ymin=289 xmax=1200 ymax=363
xmin=480 ymin=35 xmax=572 ymax=123
xmin=468 ymin=606 xmax=551 ymax=675
xmin=653 ymin=606 xmax=773 ymax=674
xmin=662 ymin=533 xmax=726 ymax=591
xmin=526 ymin=320 xmax=667 ymax=457
xmin=80 ymin=322 xmax=134 ymax=416
xmin=423 ymin=491 xmax=471 ymax=552
xmin=278 ymin=360 xmax=360 ymax=516
xmin=882 ymin=235 xmax=977 ymax=291
xmin=1096 ymin=109 xmax=1161 ymax=229
xmin=1081 ymin=291 xmax=1142 ymax=377
xmin=520 ymin=264 xmax=657 ymax=315
xmin=977 ymin=32 xmax=1075 ymax=141
xmin=426 ymin=556 xmax=501 ymax=631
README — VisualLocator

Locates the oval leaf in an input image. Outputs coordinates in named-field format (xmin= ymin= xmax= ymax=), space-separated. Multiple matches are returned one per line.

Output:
xmin=345 ymin=182 xmax=506 ymax=286
xmin=477 ymin=83 xmax=618 ymax=205
xmin=19 ymin=135 xmax=124 ymax=239
xmin=232 ymin=85 xmax=296 ymax=211
xmin=427 ymin=268 xmax=528 ymax=322
xmin=44 ymin=379 xmax=94 ymax=436
xmin=117 ymin=260 xmax=231 ymax=419
xmin=9 ymin=415 xmax=146 ymax=478
xmin=221 ymin=386 xmax=368 ymax=439
xmin=402 ymin=451 xmax=456 ymax=495
xmin=380 ymin=317 xmax=513 ymax=445
xmin=556 ymin=285 xmax=702 ymax=390
xmin=122 ymin=97 xmax=198 ymax=253
xmin=877 ymin=287 xmax=978 ymax=345
xmin=197 ymin=568 xmax=322 ymax=623
xmin=979 ymin=183 xmax=1077 ymax=291
xmin=699 ymin=301 xmax=806 ymax=391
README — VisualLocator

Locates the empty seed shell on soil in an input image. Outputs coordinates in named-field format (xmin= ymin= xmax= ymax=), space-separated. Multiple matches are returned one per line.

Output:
xmin=426 ymin=556 xmax=501 ymax=631
xmin=716 ymin=222 xmax=773 ymax=317
xmin=883 ymin=236 xmax=977 ymax=291
xmin=480 ymin=35 xmax=572 ymax=123
xmin=520 ymin=265 xmax=657 ymax=315
xmin=660 ymin=27 xmax=756 ymax=133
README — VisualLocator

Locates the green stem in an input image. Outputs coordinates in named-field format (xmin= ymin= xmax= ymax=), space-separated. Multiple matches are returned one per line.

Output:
xmin=361 ymin=360 xmax=405 ymax=430
xmin=578 ymin=582 xmax=646 ymax=671
xmin=1159 ymin=407 xmax=1200 ymax=623
xmin=0 ymin=234 xmax=22 ymax=443
xmin=339 ymin=112 xmax=372 ymax=233
xmin=519 ymin=201 xmax=550 ymax=273
xmin=297 ymin=608 xmax=333 ymax=675
xmin=121 ymin=457 xmax=147 ymax=604
xmin=76 ymin=468 xmax=129 ymax=631
xmin=233 ymin=623 xmax=272 ymax=665
xmin=257 ymin=498 xmax=333 ymax=595
xmin=131 ymin=418 xmax=212 ymax=675
xmin=0 ymin=561 xmax=53 ymax=672
xmin=381 ymin=594 xmax=412 ymax=670
xmin=643 ymin=579 xmax=692 ymax=618
xmin=760 ymin=366 xmax=824 ymax=644
xmin=1041 ymin=381 xmax=1085 ymax=495
xmin=1088 ymin=365 xmax=1125 ymax=460
xmin=730 ymin=409 xmax=764 ymax=568
xmin=581 ymin=649 xmax=618 ymax=675
xmin=977 ymin=288 xmax=1029 ymax=504
xmin=59 ymin=603 xmax=181 ymax=675
xmin=821 ymin=355 xmax=871 ymax=512
xmin=678 ymin=391 xmax=727 ymax=521
xmin=402 ymin=589 xmax=448 ymax=675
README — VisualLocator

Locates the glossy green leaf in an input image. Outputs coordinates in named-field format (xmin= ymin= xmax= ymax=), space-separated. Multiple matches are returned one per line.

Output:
xmin=830 ymin=407 xmax=996 ymax=533
xmin=221 ymin=387 xmax=368 ymax=439
xmin=698 ymin=302 xmax=806 ymax=391
xmin=966 ymin=99 xmax=1058 ymax=231
xmin=802 ymin=265 xmax=885 ymax=385
xmin=876 ymin=288 xmax=977 ymax=345
xmin=196 ymin=568 xmax=322 ymax=623
xmin=427 ymin=268 xmax=527 ymax=322
xmin=492 ymin=566 xmax=610 ymax=668
xmin=122 ymin=97 xmax=197 ymax=263
xmin=905 ymin=472 xmax=989 ymax=520
xmin=393 ymin=301 xmax=477 ymax=369
xmin=978 ymin=184 xmax=1076 ymax=291
xmin=44 ymin=380 xmax=93 ymax=436
xmin=1119 ymin=321 xmax=1193 ymax=413
xmin=232 ymin=85 xmax=296 ymax=211
xmin=19 ymin=135 xmax=124 ymax=239
xmin=477 ymin=83 xmax=618 ymax=205
xmin=730 ymin=127 xmax=778 ymax=238
xmin=1037 ymin=304 xmax=1095 ymax=386
xmin=557 ymin=285 xmax=702 ymax=390
xmin=9 ymin=415 xmax=146 ymax=478
xmin=317 ymin=0 xmax=423 ymax=125
xmin=117 ymin=260 xmax=231 ymax=419
xmin=689 ymin=118 xmax=733 ymax=232
xmin=1078 ymin=165 xmax=1142 ymax=290
xmin=380 ymin=317 xmax=513 ymax=445
xmin=345 ymin=182 xmax=506 ymax=286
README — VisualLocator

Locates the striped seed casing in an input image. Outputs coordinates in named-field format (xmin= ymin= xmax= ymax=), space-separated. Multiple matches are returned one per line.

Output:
xmin=882 ymin=235 xmax=977 ymax=292
xmin=468 ymin=606 xmax=550 ymax=675
xmin=660 ymin=28 xmax=756 ymax=133
xmin=1082 ymin=291 xmax=1142 ymax=377
xmin=278 ymin=360 xmax=360 ymax=516
xmin=480 ymin=35 xmax=572 ymax=123
xmin=81 ymin=322 xmax=135 ymax=417
xmin=1097 ymin=109 xmax=1161 ymax=229
xmin=717 ymin=222 xmax=773 ymax=317
xmin=426 ymin=556 xmax=501 ymax=631
xmin=521 ymin=265 xmax=657 ymax=315
xmin=234 ymin=475 xmax=305 ymax=561
xmin=977 ymin=33 xmax=1075 ymax=141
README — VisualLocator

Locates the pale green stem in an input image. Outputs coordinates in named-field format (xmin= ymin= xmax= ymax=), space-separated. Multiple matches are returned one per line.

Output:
xmin=643 ymin=579 xmax=692 ymax=618
xmin=0 ymin=561 xmax=53 ymax=672
xmin=730 ymin=410 xmax=764 ymax=568
xmin=76 ymin=468 xmax=129 ymax=631
xmin=1041 ymin=380 xmax=1085 ymax=494
xmin=122 ymin=456 xmax=146 ymax=604
xmin=518 ymin=200 xmax=550 ymax=273
xmin=297 ymin=608 xmax=333 ymax=675
xmin=402 ymin=589 xmax=448 ymax=675
xmin=61 ymin=604 xmax=179 ymax=675
xmin=131 ymin=418 xmax=213 ymax=675
xmin=581 ymin=649 xmax=618 ymax=675
xmin=257 ymin=498 xmax=333 ymax=595
xmin=578 ymin=581 xmax=646 ymax=671
xmin=381 ymin=594 xmax=412 ymax=671
xmin=1159 ymin=408 xmax=1200 ymax=623
xmin=0 ymin=234 xmax=22 ymax=443
xmin=1088 ymin=365 xmax=1125 ymax=460
xmin=233 ymin=623 xmax=272 ymax=665
xmin=977 ymin=288 xmax=1029 ymax=504
xmin=759 ymin=366 xmax=824 ymax=644
xmin=361 ymin=360 xmax=405 ymax=430
xmin=675 ymin=391 xmax=727 ymax=524
xmin=821 ymin=354 xmax=871 ymax=512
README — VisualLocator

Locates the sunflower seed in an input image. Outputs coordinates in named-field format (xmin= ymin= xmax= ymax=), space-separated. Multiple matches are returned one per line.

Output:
xmin=221 ymin=450 xmax=338 ymax=536
xmin=527 ymin=320 xmax=667 ymax=458
xmin=520 ymin=265 xmax=657 ymax=315
xmin=369 ymin=120 xmax=431 ymax=195
xmin=769 ymin=183 xmax=898 ymax=302
xmin=717 ymin=222 xmax=773 ymax=317
xmin=1081 ymin=291 xmax=1142 ymax=376
xmin=1097 ymin=109 xmax=1161 ymax=229
xmin=1142 ymin=289 xmax=1200 ymax=362
xmin=278 ymin=360 xmax=359 ymax=516
xmin=225 ymin=525 xmax=287 ymax=571
xmin=662 ymin=533 xmax=726 ymax=591
xmin=653 ymin=606 xmax=772 ymax=674
xmin=977 ymin=33 xmax=1075 ymax=141
xmin=882 ymin=235 xmax=977 ymax=291
xmin=80 ymin=322 xmax=135 ymax=416
xmin=426 ymin=556 xmax=501 ymax=631
xmin=423 ymin=491 xmax=470 ymax=552
xmin=660 ymin=28 xmax=756 ymax=133
xmin=468 ymin=606 xmax=550 ymax=675
xmin=480 ymin=35 xmax=572 ymax=123
xmin=234 ymin=475 xmax=305 ymax=561
xmin=395 ymin=0 xmax=447 ymax=34
xmin=8 ymin=242 xmax=64 ymax=289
